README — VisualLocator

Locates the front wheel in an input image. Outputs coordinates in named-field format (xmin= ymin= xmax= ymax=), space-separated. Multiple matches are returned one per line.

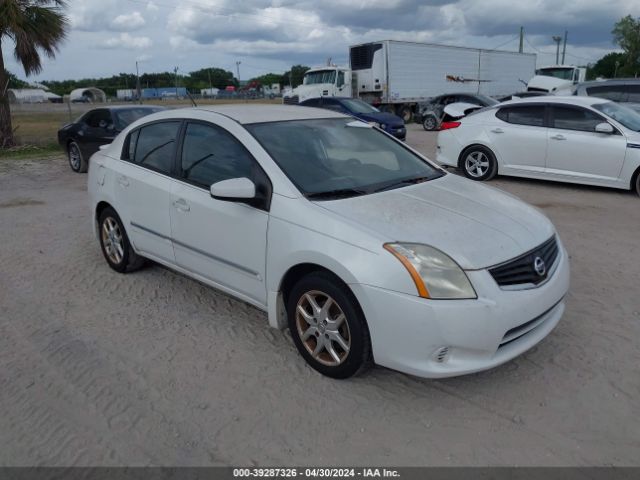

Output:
xmin=288 ymin=272 xmax=372 ymax=379
xmin=460 ymin=145 xmax=498 ymax=181
xmin=68 ymin=141 xmax=87 ymax=173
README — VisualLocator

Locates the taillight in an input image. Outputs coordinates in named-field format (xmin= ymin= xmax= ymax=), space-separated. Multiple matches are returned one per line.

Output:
xmin=440 ymin=121 xmax=461 ymax=130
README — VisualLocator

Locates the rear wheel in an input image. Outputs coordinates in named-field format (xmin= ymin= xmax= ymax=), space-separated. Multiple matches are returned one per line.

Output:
xmin=459 ymin=145 xmax=498 ymax=181
xmin=98 ymin=207 xmax=145 ymax=273
xmin=422 ymin=114 xmax=438 ymax=131
xmin=287 ymin=271 xmax=372 ymax=379
xmin=635 ymin=171 xmax=640 ymax=197
xmin=68 ymin=141 xmax=87 ymax=173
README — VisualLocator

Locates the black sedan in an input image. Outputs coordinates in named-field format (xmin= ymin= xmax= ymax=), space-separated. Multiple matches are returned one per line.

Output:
xmin=58 ymin=105 xmax=165 ymax=172
xmin=299 ymin=97 xmax=406 ymax=140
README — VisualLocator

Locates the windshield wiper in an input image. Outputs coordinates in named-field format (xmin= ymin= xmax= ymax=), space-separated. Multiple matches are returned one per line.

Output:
xmin=306 ymin=188 xmax=369 ymax=200
xmin=372 ymin=175 xmax=439 ymax=193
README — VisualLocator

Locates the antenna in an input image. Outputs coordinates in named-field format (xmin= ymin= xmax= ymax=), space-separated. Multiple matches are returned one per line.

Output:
xmin=186 ymin=90 xmax=198 ymax=107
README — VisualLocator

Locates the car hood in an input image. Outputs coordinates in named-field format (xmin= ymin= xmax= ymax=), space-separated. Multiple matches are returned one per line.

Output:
xmin=315 ymin=174 xmax=555 ymax=270
xmin=527 ymin=75 xmax=574 ymax=94
xmin=356 ymin=112 xmax=404 ymax=126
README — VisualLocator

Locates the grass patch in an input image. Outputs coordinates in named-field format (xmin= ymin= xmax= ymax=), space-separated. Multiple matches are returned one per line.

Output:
xmin=0 ymin=143 xmax=63 ymax=160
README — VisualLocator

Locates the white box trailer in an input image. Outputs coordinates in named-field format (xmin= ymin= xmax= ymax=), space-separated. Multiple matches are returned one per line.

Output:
xmin=350 ymin=40 xmax=536 ymax=120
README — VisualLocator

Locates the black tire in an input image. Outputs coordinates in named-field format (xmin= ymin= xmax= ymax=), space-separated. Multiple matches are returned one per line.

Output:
xmin=287 ymin=271 xmax=372 ymax=379
xmin=68 ymin=141 xmax=87 ymax=173
xmin=98 ymin=207 xmax=145 ymax=273
xmin=459 ymin=145 xmax=498 ymax=181
xmin=397 ymin=105 xmax=413 ymax=123
xmin=634 ymin=170 xmax=640 ymax=197
xmin=422 ymin=114 xmax=438 ymax=131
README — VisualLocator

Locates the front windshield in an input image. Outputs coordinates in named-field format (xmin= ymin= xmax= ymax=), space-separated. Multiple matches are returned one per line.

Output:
xmin=592 ymin=101 xmax=640 ymax=132
xmin=341 ymin=99 xmax=380 ymax=114
xmin=536 ymin=68 xmax=574 ymax=81
xmin=246 ymin=118 xmax=443 ymax=198
xmin=114 ymin=108 xmax=164 ymax=130
xmin=304 ymin=70 xmax=337 ymax=85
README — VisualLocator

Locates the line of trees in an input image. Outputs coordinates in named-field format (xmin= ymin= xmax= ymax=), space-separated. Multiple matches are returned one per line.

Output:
xmin=15 ymin=64 xmax=311 ymax=98
xmin=588 ymin=15 xmax=640 ymax=79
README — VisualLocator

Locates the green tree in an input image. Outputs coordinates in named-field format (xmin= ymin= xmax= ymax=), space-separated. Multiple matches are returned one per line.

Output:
xmin=282 ymin=65 xmax=309 ymax=88
xmin=612 ymin=15 xmax=640 ymax=77
xmin=3 ymin=69 xmax=29 ymax=88
xmin=0 ymin=0 xmax=69 ymax=147
xmin=587 ymin=52 xmax=626 ymax=80
xmin=249 ymin=73 xmax=283 ymax=87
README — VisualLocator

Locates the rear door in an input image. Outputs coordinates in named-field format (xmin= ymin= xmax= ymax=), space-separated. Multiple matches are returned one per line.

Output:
xmin=486 ymin=104 xmax=548 ymax=173
xmin=545 ymin=104 xmax=627 ymax=181
xmin=115 ymin=120 xmax=182 ymax=263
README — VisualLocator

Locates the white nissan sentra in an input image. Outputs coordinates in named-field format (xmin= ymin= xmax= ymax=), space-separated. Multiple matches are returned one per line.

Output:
xmin=88 ymin=105 xmax=570 ymax=379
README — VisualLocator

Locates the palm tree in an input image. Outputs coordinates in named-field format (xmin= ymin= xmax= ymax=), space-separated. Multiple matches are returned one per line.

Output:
xmin=0 ymin=0 xmax=68 ymax=148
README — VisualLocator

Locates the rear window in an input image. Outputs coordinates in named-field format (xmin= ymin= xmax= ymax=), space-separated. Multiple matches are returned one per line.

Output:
xmin=585 ymin=85 xmax=627 ymax=102
xmin=496 ymin=105 xmax=545 ymax=127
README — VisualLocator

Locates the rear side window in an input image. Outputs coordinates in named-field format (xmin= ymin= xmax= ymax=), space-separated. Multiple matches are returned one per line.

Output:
xmin=84 ymin=109 xmax=112 ymax=128
xmin=626 ymin=85 xmax=640 ymax=103
xmin=551 ymin=106 xmax=603 ymax=132
xmin=496 ymin=106 xmax=545 ymax=127
xmin=585 ymin=85 xmax=627 ymax=102
xmin=180 ymin=122 xmax=257 ymax=188
xmin=128 ymin=121 xmax=181 ymax=174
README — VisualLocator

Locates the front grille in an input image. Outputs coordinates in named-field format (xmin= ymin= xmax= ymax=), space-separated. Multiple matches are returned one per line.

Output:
xmin=489 ymin=236 xmax=559 ymax=287
xmin=283 ymin=95 xmax=299 ymax=105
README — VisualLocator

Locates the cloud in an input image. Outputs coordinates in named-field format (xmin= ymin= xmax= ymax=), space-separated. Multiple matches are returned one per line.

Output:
xmin=110 ymin=12 xmax=147 ymax=31
xmin=100 ymin=33 xmax=153 ymax=49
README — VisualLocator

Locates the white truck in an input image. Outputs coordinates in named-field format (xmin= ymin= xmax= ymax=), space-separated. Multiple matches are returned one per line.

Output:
xmin=283 ymin=40 xmax=536 ymax=122
xmin=526 ymin=65 xmax=587 ymax=95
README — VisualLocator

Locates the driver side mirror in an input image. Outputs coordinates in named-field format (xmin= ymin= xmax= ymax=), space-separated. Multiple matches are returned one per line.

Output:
xmin=210 ymin=177 xmax=256 ymax=201
xmin=594 ymin=122 xmax=615 ymax=134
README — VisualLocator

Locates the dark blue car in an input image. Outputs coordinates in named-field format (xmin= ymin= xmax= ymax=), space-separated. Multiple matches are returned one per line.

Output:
xmin=298 ymin=97 xmax=406 ymax=140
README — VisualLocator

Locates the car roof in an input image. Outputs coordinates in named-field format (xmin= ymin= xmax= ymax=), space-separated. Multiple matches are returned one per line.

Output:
xmin=107 ymin=105 xmax=166 ymax=111
xmin=578 ymin=78 xmax=640 ymax=88
xmin=160 ymin=104 xmax=347 ymax=124
xmin=498 ymin=96 xmax=610 ymax=107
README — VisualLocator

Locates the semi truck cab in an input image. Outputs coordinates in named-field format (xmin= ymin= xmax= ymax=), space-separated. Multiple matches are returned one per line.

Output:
xmin=283 ymin=66 xmax=352 ymax=104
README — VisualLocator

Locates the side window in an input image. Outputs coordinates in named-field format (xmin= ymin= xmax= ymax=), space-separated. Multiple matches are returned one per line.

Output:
xmin=85 ymin=109 xmax=112 ymax=128
xmin=625 ymin=85 xmax=640 ymax=103
xmin=130 ymin=121 xmax=181 ymax=174
xmin=337 ymin=71 xmax=345 ymax=87
xmin=495 ymin=105 xmax=545 ymax=127
xmin=551 ymin=106 xmax=603 ymax=132
xmin=585 ymin=85 xmax=625 ymax=102
xmin=180 ymin=122 xmax=257 ymax=188
xmin=323 ymin=99 xmax=347 ymax=113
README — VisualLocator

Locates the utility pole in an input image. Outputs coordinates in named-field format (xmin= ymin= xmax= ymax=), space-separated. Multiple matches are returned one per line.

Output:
xmin=174 ymin=66 xmax=179 ymax=97
xmin=235 ymin=61 xmax=241 ymax=87
xmin=561 ymin=30 xmax=568 ymax=65
xmin=519 ymin=26 xmax=524 ymax=53
xmin=208 ymin=68 xmax=213 ymax=97
xmin=135 ymin=61 xmax=142 ymax=104
xmin=552 ymin=36 xmax=562 ymax=65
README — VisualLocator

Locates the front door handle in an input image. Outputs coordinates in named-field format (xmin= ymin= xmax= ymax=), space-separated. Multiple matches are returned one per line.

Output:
xmin=550 ymin=134 xmax=566 ymax=141
xmin=172 ymin=198 xmax=190 ymax=212
xmin=117 ymin=175 xmax=129 ymax=187
xmin=490 ymin=128 xmax=504 ymax=134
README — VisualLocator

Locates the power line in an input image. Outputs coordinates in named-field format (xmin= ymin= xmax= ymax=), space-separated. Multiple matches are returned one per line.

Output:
xmin=487 ymin=35 xmax=519 ymax=51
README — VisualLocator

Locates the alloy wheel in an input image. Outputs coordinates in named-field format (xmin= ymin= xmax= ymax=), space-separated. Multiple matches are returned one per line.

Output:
xmin=295 ymin=290 xmax=351 ymax=366
xmin=69 ymin=144 xmax=81 ymax=171
xmin=465 ymin=151 xmax=490 ymax=177
xmin=101 ymin=217 xmax=124 ymax=264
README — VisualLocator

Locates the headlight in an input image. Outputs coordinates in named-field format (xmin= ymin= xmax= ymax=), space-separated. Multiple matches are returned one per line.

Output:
xmin=367 ymin=121 xmax=382 ymax=128
xmin=380 ymin=123 xmax=386 ymax=129
xmin=384 ymin=243 xmax=477 ymax=299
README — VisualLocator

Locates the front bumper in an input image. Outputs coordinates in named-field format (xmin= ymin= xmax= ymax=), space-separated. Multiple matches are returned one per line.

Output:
xmin=350 ymin=242 xmax=570 ymax=378
xmin=388 ymin=127 xmax=406 ymax=140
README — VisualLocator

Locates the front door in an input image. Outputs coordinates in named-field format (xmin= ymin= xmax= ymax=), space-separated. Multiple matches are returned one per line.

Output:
xmin=169 ymin=121 xmax=270 ymax=306
xmin=544 ymin=105 xmax=627 ymax=182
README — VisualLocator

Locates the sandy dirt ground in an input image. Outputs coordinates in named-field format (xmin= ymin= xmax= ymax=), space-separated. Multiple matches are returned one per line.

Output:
xmin=1 ymin=124 xmax=639 ymax=466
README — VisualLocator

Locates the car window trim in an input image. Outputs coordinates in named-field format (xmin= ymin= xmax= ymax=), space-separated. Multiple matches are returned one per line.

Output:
xmin=175 ymin=119 xmax=273 ymax=211
xmin=549 ymin=103 xmax=621 ymax=135
xmin=120 ymin=119 xmax=184 ymax=177
xmin=495 ymin=103 xmax=548 ymax=128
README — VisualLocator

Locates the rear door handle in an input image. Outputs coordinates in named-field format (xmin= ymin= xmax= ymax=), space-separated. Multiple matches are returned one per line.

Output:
xmin=490 ymin=128 xmax=504 ymax=134
xmin=172 ymin=198 xmax=190 ymax=212
xmin=117 ymin=175 xmax=129 ymax=187
xmin=551 ymin=134 xmax=566 ymax=141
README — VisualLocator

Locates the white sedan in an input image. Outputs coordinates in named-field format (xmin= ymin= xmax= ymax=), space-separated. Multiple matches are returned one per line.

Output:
xmin=88 ymin=105 xmax=569 ymax=379
xmin=437 ymin=96 xmax=640 ymax=196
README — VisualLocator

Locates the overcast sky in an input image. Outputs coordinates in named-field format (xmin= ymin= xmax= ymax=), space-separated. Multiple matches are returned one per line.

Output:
xmin=3 ymin=0 xmax=640 ymax=82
